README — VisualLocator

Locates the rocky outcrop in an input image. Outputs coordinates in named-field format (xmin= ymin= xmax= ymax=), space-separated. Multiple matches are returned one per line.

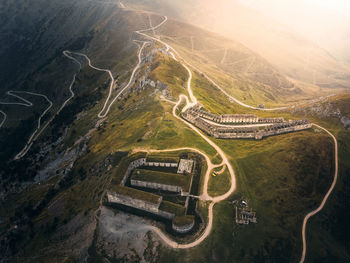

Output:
xmin=341 ymin=116 xmax=350 ymax=130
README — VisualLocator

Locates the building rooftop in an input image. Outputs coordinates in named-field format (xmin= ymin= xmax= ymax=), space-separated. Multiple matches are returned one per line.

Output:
xmin=177 ymin=159 xmax=194 ymax=174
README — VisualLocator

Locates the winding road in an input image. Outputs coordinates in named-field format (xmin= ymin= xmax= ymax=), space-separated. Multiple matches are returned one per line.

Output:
xmin=123 ymin=11 xmax=341 ymax=259
xmin=65 ymin=41 xmax=149 ymax=118
xmin=0 ymin=110 xmax=6 ymax=128
xmin=135 ymin=16 xmax=289 ymax=111
xmin=299 ymin=124 xmax=338 ymax=263
xmin=0 ymin=91 xmax=53 ymax=160
xmin=125 ymin=15 xmax=239 ymax=249
xmin=0 ymin=51 xmax=82 ymax=159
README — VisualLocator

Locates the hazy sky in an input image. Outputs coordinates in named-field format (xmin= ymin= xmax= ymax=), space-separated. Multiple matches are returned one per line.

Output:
xmin=238 ymin=0 xmax=350 ymax=17
xmin=236 ymin=0 xmax=350 ymax=60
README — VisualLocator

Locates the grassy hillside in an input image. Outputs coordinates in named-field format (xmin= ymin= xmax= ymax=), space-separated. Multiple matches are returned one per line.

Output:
xmin=127 ymin=0 xmax=350 ymax=93
xmin=1 ymin=2 xmax=349 ymax=262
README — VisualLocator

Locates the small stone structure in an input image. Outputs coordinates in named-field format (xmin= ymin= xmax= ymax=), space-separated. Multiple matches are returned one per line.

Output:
xmin=235 ymin=206 xmax=257 ymax=225
xmin=177 ymin=159 xmax=194 ymax=174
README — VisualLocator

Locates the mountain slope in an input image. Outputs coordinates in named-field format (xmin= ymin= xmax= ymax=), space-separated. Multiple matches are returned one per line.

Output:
xmin=126 ymin=0 xmax=350 ymax=91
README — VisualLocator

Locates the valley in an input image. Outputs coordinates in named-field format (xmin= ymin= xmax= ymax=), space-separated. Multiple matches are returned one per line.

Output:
xmin=0 ymin=1 xmax=349 ymax=263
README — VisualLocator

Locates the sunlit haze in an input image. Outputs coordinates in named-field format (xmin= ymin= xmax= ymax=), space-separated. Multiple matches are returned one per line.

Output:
xmin=236 ymin=0 xmax=350 ymax=61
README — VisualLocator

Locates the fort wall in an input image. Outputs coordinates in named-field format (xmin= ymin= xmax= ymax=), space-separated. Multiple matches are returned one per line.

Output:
xmin=130 ymin=179 xmax=182 ymax=193
xmin=172 ymin=220 xmax=195 ymax=234
xmin=120 ymin=158 xmax=146 ymax=185
xmin=106 ymin=191 xmax=161 ymax=214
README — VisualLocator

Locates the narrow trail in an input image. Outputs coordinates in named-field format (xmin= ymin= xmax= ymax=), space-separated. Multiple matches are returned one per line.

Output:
xmin=14 ymin=92 xmax=53 ymax=160
xmin=220 ymin=48 xmax=227 ymax=64
xmin=32 ymin=51 xmax=83 ymax=142
xmin=67 ymin=41 xmax=148 ymax=119
xmin=299 ymin=124 xmax=338 ymax=263
xmin=0 ymin=90 xmax=35 ymax=107
xmin=55 ymin=51 xmax=83 ymax=117
xmin=0 ymin=91 xmax=53 ymax=160
xmin=0 ymin=110 xmax=7 ymax=128
xmin=0 ymin=50 xmax=83 ymax=159
xmin=135 ymin=16 xmax=289 ymax=111
xmin=64 ymin=51 xmax=116 ymax=118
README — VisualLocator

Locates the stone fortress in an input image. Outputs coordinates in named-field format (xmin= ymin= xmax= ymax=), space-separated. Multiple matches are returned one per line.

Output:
xmin=182 ymin=104 xmax=312 ymax=140
xmin=106 ymin=154 xmax=198 ymax=234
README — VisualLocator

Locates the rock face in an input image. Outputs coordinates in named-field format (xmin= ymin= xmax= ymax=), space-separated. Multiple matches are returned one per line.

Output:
xmin=292 ymin=99 xmax=350 ymax=130
xmin=106 ymin=191 xmax=181 ymax=228
xmin=341 ymin=116 xmax=350 ymax=130
xmin=107 ymin=191 xmax=162 ymax=214
xmin=97 ymin=207 xmax=161 ymax=263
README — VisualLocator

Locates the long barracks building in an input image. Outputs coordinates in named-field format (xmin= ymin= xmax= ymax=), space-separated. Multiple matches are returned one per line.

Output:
xmin=185 ymin=104 xmax=284 ymax=124
xmin=182 ymin=105 xmax=312 ymax=140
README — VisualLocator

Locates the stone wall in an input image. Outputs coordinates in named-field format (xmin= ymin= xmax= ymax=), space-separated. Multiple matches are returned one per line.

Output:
xmin=144 ymin=162 xmax=178 ymax=168
xmin=130 ymin=179 xmax=182 ymax=193
xmin=120 ymin=158 xmax=146 ymax=185
xmin=107 ymin=191 xmax=179 ymax=221
xmin=106 ymin=191 xmax=161 ymax=214
xmin=157 ymin=210 xmax=175 ymax=220
xmin=220 ymin=114 xmax=258 ymax=123
xmin=172 ymin=220 xmax=195 ymax=234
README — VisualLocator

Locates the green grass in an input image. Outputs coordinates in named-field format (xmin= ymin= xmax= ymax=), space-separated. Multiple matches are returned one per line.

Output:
xmin=146 ymin=155 xmax=179 ymax=163
xmin=149 ymin=52 xmax=188 ymax=99
xmin=159 ymin=200 xmax=186 ymax=216
xmin=173 ymin=215 xmax=195 ymax=226
xmin=131 ymin=169 xmax=192 ymax=192
xmin=157 ymin=128 xmax=335 ymax=262
xmin=208 ymin=167 xmax=231 ymax=197
xmin=109 ymin=152 xmax=147 ymax=184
